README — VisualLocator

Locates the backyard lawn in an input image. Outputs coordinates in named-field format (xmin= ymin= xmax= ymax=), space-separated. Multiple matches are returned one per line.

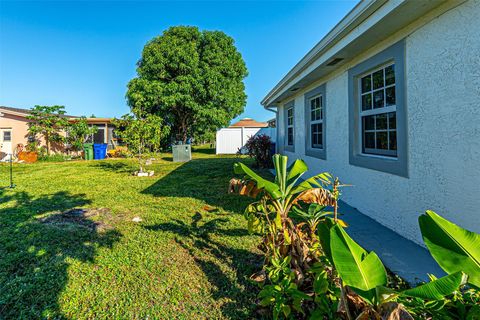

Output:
xmin=0 ymin=148 xmax=264 ymax=319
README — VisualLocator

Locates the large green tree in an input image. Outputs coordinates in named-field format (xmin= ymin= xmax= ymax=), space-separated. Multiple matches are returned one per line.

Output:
xmin=126 ymin=26 xmax=248 ymax=143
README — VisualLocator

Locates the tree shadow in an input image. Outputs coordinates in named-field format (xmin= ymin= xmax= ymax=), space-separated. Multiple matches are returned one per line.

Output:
xmin=191 ymin=146 xmax=215 ymax=155
xmin=0 ymin=189 xmax=121 ymax=318
xmin=141 ymin=157 xmax=272 ymax=317
xmin=142 ymin=157 xmax=268 ymax=214
xmin=92 ymin=160 xmax=135 ymax=173
xmin=145 ymin=212 xmax=263 ymax=319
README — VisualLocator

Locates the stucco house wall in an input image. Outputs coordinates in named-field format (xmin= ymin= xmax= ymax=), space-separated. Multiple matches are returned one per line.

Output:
xmin=0 ymin=113 xmax=32 ymax=153
xmin=275 ymin=0 xmax=480 ymax=244
xmin=0 ymin=107 xmax=114 ymax=156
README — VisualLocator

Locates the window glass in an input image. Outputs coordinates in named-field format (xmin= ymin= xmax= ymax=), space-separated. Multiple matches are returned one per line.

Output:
xmin=311 ymin=123 xmax=322 ymax=148
xmin=286 ymin=106 xmax=294 ymax=146
xmin=386 ymin=87 xmax=396 ymax=106
xmin=362 ymin=93 xmax=372 ymax=111
xmin=3 ymin=131 xmax=11 ymax=142
xmin=287 ymin=127 xmax=294 ymax=145
xmin=361 ymin=74 xmax=371 ymax=92
xmin=372 ymin=69 xmax=384 ymax=90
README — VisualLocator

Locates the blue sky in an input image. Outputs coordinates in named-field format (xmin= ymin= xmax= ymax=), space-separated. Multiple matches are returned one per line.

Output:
xmin=0 ymin=0 xmax=357 ymax=123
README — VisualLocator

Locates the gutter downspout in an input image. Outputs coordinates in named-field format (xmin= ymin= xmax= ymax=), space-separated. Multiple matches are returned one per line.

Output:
xmin=265 ymin=105 xmax=278 ymax=154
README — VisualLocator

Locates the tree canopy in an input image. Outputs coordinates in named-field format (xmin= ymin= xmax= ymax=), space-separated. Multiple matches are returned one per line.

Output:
xmin=112 ymin=113 xmax=170 ymax=172
xmin=126 ymin=26 xmax=248 ymax=143
xmin=27 ymin=105 xmax=69 ymax=154
xmin=66 ymin=117 xmax=98 ymax=152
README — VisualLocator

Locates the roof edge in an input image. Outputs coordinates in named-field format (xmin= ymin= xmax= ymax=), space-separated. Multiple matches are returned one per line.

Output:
xmin=261 ymin=0 xmax=388 ymax=107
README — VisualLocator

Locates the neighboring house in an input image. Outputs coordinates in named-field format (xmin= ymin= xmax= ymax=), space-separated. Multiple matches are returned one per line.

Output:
xmin=216 ymin=118 xmax=272 ymax=154
xmin=267 ymin=118 xmax=276 ymax=128
xmin=261 ymin=0 xmax=480 ymax=244
xmin=0 ymin=106 xmax=115 ymax=159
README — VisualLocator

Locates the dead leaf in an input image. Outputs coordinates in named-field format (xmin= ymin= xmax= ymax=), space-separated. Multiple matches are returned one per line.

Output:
xmin=250 ymin=270 xmax=266 ymax=284
xmin=379 ymin=302 xmax=414 ymax=320
xmin=202 ymin=205 xmax=217 ymax=212
xmin=295 ymin=188 xmax=335 ymax=206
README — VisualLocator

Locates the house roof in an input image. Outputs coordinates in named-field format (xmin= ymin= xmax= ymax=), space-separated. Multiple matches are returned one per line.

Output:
xmin=229 ymin=118 xmax=268 ymax=128
xmin=261 ymin=0 xmax=455 ymax=108
xmin=0 ymin=106 xmax=112 ymax=123
xmin=0 ymin=105 xmax=79 ymax=118
xmin=0 ymin=106 xmax=32 ymax=114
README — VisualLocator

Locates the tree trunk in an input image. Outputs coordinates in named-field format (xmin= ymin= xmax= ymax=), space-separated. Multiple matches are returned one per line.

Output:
xmin=46 ymin=133 xmax=50 ymax=155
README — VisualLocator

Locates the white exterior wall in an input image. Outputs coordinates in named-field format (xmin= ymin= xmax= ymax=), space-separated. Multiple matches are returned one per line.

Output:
xmin=216 ymin=126 xmax=277 ymax=154
xmin=276 ymin=1 xmax=480 ymax=244
xmin=216 ymin=127 xmax=263 ymax=154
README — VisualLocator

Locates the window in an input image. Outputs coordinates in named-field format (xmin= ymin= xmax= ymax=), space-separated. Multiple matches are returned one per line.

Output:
xmin=360 ymin=64 xmax=397 ymax=157
xmin=287 ymin=107 xmax=294 ymax=145
xmin=304 ymin=84 xmax=326 ymax=159
xmin=310 ymin=96 xmax=323 ymax=148
xmin=284 ymin=101 xmax=295 ymax=152
xmin=348 ymin=40 xmax=407 ymax=177
xmin=3 ymin=130 xmax=11 ymax=142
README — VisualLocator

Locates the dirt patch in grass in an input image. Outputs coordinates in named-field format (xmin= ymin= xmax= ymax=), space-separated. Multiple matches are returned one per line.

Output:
xmin=39 ymin=208 xmax=118 ymax=232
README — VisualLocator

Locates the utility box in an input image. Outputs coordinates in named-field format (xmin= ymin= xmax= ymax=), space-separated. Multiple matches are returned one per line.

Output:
xmin=172 ymin=144 xmax=192 ymax=162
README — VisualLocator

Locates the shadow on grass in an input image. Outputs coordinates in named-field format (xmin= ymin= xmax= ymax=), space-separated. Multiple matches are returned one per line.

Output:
xmin=191 ymin=146 xmax=215 ymax=155
xmin=142 ymin=157 xmax=271 ymax=318
xmin=145 ymin=212 xmax=262 ymax=319
xmin=92 ymin=161 xmax=135 ymax=173
xmin=0 ymin=190 xmax=121 ymax=318
xmin=142 ymin=157 xmax=263 ymax=213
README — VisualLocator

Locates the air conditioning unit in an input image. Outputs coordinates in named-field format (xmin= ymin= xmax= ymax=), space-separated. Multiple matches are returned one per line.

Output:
xmin=172 ymin=144 xmax=192 ymax=162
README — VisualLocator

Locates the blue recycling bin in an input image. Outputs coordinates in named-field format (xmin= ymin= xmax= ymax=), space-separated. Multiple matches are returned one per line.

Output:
xmin=93 ymin=143 xmax=107 ymax=160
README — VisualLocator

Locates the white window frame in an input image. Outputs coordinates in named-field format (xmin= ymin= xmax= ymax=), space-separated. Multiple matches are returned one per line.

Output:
xmin=287 ymin=107 xmax=294 ymax=146
xmin=348 ymin=40 xmax=408 ymax=177
xmin=304 ymin=84 xmax=326 ymax=159
xmin=359 ymin=63 xmax=397 ymax=157
xmin=3 ymin=130 xmax=12 ymax=142
xmin=284 ymin=101 xmax=295 ymax=152
xmin=309 ymin=94 xmax=323 ymax=149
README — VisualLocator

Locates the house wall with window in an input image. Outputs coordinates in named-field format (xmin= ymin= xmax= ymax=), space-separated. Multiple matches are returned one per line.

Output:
xmin=273 ymin=0 xmax=480 ymax=244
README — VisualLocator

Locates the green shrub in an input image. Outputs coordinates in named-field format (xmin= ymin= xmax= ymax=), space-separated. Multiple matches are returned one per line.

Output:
xmin=231 ymin=155 xmax=480 ymax=319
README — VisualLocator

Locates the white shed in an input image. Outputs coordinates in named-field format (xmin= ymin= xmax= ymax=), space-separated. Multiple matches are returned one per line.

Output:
xmin=216 ymin=118 xmax=272 ymax=154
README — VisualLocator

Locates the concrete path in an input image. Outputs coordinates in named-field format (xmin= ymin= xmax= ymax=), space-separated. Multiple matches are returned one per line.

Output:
xmin=338 ymin=200 xmax=445 ymax=284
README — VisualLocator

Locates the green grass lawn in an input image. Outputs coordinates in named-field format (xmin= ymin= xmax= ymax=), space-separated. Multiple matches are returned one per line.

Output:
xmin=0 ymin=149 xmax=265 ymax=319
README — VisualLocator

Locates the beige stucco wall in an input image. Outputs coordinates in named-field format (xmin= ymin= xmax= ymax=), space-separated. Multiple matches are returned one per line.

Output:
xmin=0 ymin=113 xmax=67 ymax=154
xmin=0 ymin=113 xmax=32 ymax=153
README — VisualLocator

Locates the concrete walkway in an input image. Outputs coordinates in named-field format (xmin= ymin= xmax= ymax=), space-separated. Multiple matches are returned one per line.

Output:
xmin=338 ymin=200 xmax=445 ymax=284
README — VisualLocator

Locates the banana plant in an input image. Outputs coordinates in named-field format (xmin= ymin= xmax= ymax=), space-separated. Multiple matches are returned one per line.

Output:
xmin=230 ymin=154 xmax=343 ymax=286
xmin=419 ymin=210 xmax=480 ymax=288
xmin=325 ymin=223 xmax=468 ymax=319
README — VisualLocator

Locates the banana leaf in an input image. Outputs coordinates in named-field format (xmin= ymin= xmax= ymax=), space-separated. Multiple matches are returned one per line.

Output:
xmin=234 ymin=162 xmax=282 ymax=199
xmin=317 ymin=218 xmax=335 ymax=264
xmin=285 ymin=159 xmax=308 ymax=194
xmin=330 ymin=224 xmax=387 ymax=302
xmin=273 ymin=154 xmax=288 ymax=194
xmin=419 ymin=210 xmax=480 ymax=287
xmin=401 ymin=271 xmax=467 ymax=300
xmin=290 ymin=172 xmax=332 ymax=195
